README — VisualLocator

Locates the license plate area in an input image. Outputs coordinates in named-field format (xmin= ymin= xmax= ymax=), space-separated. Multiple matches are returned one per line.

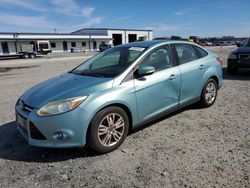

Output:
xmin=17 ymin=113 xmax=27 ymax=129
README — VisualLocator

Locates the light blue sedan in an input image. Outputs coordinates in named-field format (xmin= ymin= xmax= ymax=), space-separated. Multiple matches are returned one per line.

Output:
xmin=15 ymin=40 xmax=223 ymax=153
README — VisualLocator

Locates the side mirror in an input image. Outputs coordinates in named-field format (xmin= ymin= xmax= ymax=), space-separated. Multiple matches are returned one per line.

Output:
xmin=136 ymin=65 xmax=155 ymax=77
xmin=237 ymin=43 xmax=242 ymax=47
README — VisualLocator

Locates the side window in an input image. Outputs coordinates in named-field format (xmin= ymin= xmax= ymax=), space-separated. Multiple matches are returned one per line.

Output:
xmin=175 ymin=44 xmax=198 ymax=64
xmin=194 ymin=46 xmax=208 ymax=58
xmin=140 ymin=45 xmax=175 ymax=72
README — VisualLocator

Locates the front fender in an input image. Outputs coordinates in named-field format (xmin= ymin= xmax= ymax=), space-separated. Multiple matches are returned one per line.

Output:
xmin=79 ymin=82 xmax=137 ymax=144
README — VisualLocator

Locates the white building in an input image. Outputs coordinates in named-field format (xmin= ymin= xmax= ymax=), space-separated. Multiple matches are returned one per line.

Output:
xmin=72 ymin=28 xmax=153 ymax=46
xmin=0 ymin=28 xmax=153 ymax=56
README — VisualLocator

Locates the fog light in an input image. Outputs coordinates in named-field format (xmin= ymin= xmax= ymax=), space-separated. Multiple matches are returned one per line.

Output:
xmin=53 ymin=131 xmax=70 ymax=140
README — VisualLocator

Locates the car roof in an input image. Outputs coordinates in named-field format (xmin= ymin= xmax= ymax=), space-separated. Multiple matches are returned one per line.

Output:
xmin=117 ymin=40 xmax=190 ymax=48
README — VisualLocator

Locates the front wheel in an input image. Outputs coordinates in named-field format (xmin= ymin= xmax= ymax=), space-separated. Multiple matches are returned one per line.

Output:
xmin=87 ymin=106 xmax=129 ymax=153
xmin=23 ymin=54 xmax=29 ymax=59
xmin=199 ymin=78 xmax=218 ymax=107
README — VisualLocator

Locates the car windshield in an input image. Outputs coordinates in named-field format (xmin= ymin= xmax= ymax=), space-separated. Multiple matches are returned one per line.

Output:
xmin=71 ymin=46 xmax=145 ymax=77
xmin=244 ymin=38 xmax=250 ymax=47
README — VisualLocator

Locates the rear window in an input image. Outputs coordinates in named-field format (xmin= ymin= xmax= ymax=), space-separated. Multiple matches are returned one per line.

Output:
xmin=194 ymin=46 xmax=208 ymax=58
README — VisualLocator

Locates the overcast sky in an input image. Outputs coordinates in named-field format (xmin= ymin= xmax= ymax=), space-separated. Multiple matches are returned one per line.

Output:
xmin=0 ymin=0 xmax=249 ymax=37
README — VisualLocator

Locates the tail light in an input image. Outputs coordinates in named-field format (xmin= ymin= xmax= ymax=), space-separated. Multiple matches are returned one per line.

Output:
xmin=216 ymin=56 xmax=223 ymax=65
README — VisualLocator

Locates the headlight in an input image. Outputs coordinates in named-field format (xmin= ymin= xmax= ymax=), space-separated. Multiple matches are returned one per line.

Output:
xmin=228 ymin=52 xmax=237 ymax=59
xmin=37 ymin=96 xmax=87 ymax=116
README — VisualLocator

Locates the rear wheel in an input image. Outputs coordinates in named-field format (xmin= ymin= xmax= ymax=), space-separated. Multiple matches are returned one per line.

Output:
xmin=29 ymin=53 xmax=36 ymax=59
xmin=87 ymin=106 xmax=129 ymax=153
xmin=199 ymin=78 xmax=218 ymax=107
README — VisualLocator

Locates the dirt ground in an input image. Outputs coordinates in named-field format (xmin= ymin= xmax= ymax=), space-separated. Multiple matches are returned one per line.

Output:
xmin=0 ymin=46 xmax=249 ymax=188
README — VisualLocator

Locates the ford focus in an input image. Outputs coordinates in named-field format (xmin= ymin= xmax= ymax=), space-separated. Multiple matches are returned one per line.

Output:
xmin=15 ymin=40 xmax=223 ymax=153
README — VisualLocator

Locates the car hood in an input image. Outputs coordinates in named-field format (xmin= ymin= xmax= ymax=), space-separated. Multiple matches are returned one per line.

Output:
xmin=235 ymin=47 xmax=250 ymax=54
xmin=20 ymin=73 xmax=113 ymax=108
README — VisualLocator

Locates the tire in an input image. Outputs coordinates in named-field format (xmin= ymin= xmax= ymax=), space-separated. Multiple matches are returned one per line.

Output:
xmin=23 ymin=54 xmax=29 ymax=59
xmin=199 ymin=78 xmax=218 ymax=108
xmin=87 ymin=106 xmax=129 ymax=153
xmin=29 ymin=54 xmax=36 ymax=59
xmin=227 ymin=65 xmax=238 ymax=74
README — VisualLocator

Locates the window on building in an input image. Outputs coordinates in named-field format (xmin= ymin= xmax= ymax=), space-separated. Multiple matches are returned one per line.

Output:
xmin=71 ymin=42 xmax=76 ymax=47
xmin=82 ymin=42 xmax=86 ymax=47
xmin=51 ymin=42 xmax=56 ymax=48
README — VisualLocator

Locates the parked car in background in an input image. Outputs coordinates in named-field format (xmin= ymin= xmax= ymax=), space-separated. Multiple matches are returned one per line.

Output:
xmin=15 ymin=40 xmax=223 ymax=153
xmin=99 ymin=43 xmax=112 ymax=52
xmin=227 ymin=37 xmax=250 ymax=74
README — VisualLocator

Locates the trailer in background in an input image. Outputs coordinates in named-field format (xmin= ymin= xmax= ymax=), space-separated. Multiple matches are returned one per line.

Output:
xmin=0 ymin=41 xmax=51 ymax=59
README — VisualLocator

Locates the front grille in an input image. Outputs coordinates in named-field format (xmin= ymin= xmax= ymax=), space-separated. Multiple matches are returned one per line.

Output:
xmin=30 ymin=122 xmax=47 ymax=140
xmin=23 ymin=104 xmax=33 ymax=112
xmin=22 ymin=103 xmax=34 ymax=112
xmin=16 ymin=112 xmax=28 ymax=129
xmin=239 ymin=54 xmax=250 ymax=60
xmin=18 ymin=100 xmax=34 ymax=112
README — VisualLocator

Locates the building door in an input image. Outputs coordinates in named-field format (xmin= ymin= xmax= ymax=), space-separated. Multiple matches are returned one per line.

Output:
xmin=128 ymin=34 xmax=137 ymax=43
xmin=93 ymin=41 xmax=97 ymax=50
xmin=112 ymin=34 xmax=122 ymax=46
xmin=63 ymin=41 xmax=68 ymax=51
xmin=1 ymin=42 xmax=9 ymax=54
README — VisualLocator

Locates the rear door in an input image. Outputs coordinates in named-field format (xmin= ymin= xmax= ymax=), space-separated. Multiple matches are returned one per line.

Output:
xmin=173 ymin=43 xmax=207 ymax=104
xmin=133 ymin=44 xmax=181 ymax=123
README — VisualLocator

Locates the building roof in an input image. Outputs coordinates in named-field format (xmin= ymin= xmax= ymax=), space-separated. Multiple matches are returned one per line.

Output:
xmin=0 ymin=27 xmax=153 ymax=41
xmin=0 ymin=32 xmax=112 ymax=40
xmin=71 ymin=27 xmax=153 ymax=34
xmin=0 ymin=32 xmax=70 ymax=35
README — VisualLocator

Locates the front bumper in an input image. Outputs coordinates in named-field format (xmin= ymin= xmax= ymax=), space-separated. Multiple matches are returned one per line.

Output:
xmin=15 ymin=102 xmax=89 ymax=148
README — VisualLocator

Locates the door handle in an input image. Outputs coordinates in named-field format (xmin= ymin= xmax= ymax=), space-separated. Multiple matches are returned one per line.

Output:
xmin=169 ymin=74 xmax=176 ymax=80
xmin=199 ymin=64 xmax=205 ymax=70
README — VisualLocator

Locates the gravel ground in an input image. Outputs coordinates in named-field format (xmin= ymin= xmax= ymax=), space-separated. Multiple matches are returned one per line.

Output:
xmin=0 ymin=46 xmax=249 ymax=188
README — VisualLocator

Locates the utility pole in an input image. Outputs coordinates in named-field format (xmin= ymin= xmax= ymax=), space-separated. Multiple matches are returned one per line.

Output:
xmin=13 ymin=33 xmax=18 ymax=54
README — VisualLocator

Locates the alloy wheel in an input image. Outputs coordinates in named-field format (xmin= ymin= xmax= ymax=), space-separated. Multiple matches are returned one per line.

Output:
xmin=97 ymin=113 xmax=125 ymax=147
xmin=205 ymin=82 xmax=217 ymax=104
